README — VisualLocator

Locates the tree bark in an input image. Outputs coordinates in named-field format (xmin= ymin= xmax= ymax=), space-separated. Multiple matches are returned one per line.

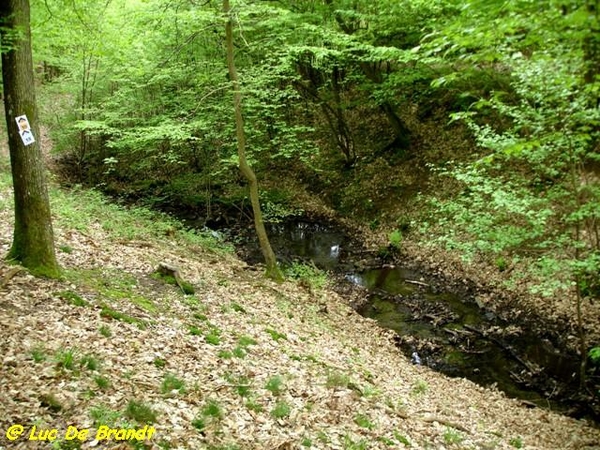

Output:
xmin=223 ymin=0 xmax=282 ymax=281
xmin=0 ymin=0 xmax=60 ymax=277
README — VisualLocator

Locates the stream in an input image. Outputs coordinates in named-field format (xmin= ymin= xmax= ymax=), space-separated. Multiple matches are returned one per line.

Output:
xmin=235 ymin=220 xmax=599 ymax=421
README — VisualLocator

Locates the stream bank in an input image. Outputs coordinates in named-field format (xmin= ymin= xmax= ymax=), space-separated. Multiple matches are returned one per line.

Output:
xmin=232 ymin=218 xmax=600 ymax=422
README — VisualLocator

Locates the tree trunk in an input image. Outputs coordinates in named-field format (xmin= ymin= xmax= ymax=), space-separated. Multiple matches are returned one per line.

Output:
xmin=0 ymin=0 xmax=60 ymax=278
xmin=223 ymin=0 xmax=282 ymax=281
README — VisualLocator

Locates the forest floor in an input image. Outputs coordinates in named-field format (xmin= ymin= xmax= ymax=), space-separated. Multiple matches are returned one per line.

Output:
xmin=1 ymin=160 xmax=600 ymax=450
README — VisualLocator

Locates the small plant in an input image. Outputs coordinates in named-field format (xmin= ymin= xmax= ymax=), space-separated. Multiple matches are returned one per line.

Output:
xmin=589 ymin=347 xmax=600 ymax=365
xmin=411 ymin=380 xmax=428 ymax=395
xmin=393 ymin=431 xmax=411 ymax=446
xmin=57 ymin=290 xmax=88 ymax=307
xmin=191 ymin=417 xmax=206 ymax=432
xmin=234 ymin=378 xmax=251 ymax=398
xmin=94 ymin=375 xmax=111 ymax=390
xmin=316 ymin=431 xmax=330 ymax=444
xmin=99 ymin=325 xmax=112 ymax=338
xmin=301 ymin=437 xmax=312 ymax=447
xmin=360 ymin=383 xmax=379 ymax=398
xmin=232 ymin=346 xmax=247 ymax=358
xmin=54 ymin=348 xmax=77 ymax=371
xmin=218 ymin=350 xmax=233 ymax=359
xmin=342 ymin=435 xmax=368 ymax=450
xmin=354 ymin=413 xmax=375 ymax=430
xmin=495 ymin=256 xmax=508 ymax=271
xmin=509 ymin=437 xmax=523 ymax=448
xmin=100 ymin=305 xmax=145 ymax=328
xmin=265 ymin=375 xmax=284 ymax=396
xmin=285 ymin=262 xmax=327 ymax=290
xmin=124 ymin=400 xmax=158 ymax=424
xmin=153 ymin=357 xmax=167 ymax=368
xmin=265 ymin=328 xmax=287 ymax=342
xmin=245 ymin=399 xmax=264 ymax=412
xmin=202 ymin=399 xmax=223 ymax=419
xmin=377 ymin=436 xmax=395 ymax=446
xmin=193 ymin=313 xmax=208 ymax=321
xmin=189 ymin=325 xmax=203 ymax=336
xmin=270 ymin=401 xmax=291 ymax=419
xmin=389 ymin=229 xmax=403 ymax=250
xmin=90 ymin=405 xmax=121 ymax=427
xmin=205 ymin=329 xmax=221 ymax=345
xmin=80 ymin=354 xmax=100 ymax=371
xmin=30 ymin=346 xmax=46 ymax=363
xmin=238 ymin=335 xmax=257 ymax=347
xmin=58 ymin=245 xmax=74 ymax=254
xmin=443 ymin=428 xmax=463 ymax=445
xmin=326 ymin=371 xmax=350 ymax=389
xmin=162 ymin=373 xmax=186 ymax=395
xmin=230 ymin=302 xmax=246 ymax=313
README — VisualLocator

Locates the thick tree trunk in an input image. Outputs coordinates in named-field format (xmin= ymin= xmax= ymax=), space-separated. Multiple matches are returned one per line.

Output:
xmin=223 ymin=0 xmax=282 ymax=281
xmin=0 ymin=0 xmax=60 ymax=277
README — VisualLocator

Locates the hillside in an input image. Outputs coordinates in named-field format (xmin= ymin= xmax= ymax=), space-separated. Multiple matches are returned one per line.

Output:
xmin=0 ymin=160 xmax=599 ymax=450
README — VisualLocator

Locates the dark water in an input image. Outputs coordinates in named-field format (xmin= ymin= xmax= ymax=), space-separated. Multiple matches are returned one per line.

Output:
xmin=240 ymin=220 xmax=598 ymax=419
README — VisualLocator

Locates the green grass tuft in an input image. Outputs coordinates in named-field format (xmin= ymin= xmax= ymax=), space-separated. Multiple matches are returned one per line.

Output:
xmin=161 ymin=373 xmax=186 ymax=395
xmin=270 ymin=401 xmax=291 ymax=419
xmin=124 ymin=400 xmax=158 ymax=424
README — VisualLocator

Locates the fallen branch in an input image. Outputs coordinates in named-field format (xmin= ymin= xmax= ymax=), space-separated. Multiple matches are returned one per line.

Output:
xmin=1 ymin=267 xmax=22 ymax=289
xmin=405 ymin=279 xmax=429 ymax=287
xmin=422 ymin=415 xmax=470 ymax=433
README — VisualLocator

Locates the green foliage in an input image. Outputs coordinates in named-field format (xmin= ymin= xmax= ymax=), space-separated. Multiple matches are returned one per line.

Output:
xmin=189 ymin=326 xmax=203 ymax=336
xmin=232 ymin=346 xmax=247 ymax=358
xmin=80 ymin=354 xmax=101 ymax=371
xmin=191 ymin=417 xmax=206 ymax=432
xmin=285 ymin=262 xmax=328 ymax=290
xmin=30 ymin=346 xmax=47 ymax=363
xmin=265 ymin=375 xmax=284 ymax=396
xmin=411 ymin=380 xmax=428 ymax=395
xmin=443 ymin=427 xmax=463 ymax=445
xmin=245 ymin=399 xmax=264 ymax=413
xmin=100 ymin=305 xmax=145 ymax=328
xmin=389 ymin=229 xmax=403 ymax=250
xmin=161 ymin=373 xmax=186 ymax=395
xmin=589 ymin=347 xmax=600 ymax=365
xmin=124 ymin=400 xmax=158 ymax=424
xmin=204 ymin=329 xmax=222 ymax=345
xmin=153 ymin=358 xmax=167 ymax=369
xmin=90 ymin=405 xmax=121 ymax=427
xmin=325 ymin=371 xmax=350 ymax=389
xmin=270 ymin=401 xmax=291 ymax=419
xmin=393 ymin=431 xmax=411 ymax=446
xmin=202 ymin=399 xmax=223 ymax=420
xmin=94 ymin=375 xmax=111 ymax=390
xmin=509 ymin=437 xmax=523 ymax=449
xmin=353 ymin=413 xmax=375 ymax=430
xmin=50 ymin=186 xmax=231 ymax=253
xmin=238 ymin=335 xmax=257 ymax=347
xmin=422 ymin=1 xmax=600 ymax=304
xmin=54 ymin=348 xmax=77 ymax=371
xmin=265 ymin=328 xmax=288 ymax=342
xmin=98 ymin=325 xmax=112 ymax=338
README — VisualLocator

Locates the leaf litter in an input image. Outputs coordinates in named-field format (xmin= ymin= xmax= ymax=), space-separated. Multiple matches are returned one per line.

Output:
xmin=0 ymin=188 xmax=599 ymax=450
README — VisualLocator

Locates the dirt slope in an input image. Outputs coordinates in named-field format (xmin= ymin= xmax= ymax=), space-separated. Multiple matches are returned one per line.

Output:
xmin=0 ymin=179 xmax=599 ymax=450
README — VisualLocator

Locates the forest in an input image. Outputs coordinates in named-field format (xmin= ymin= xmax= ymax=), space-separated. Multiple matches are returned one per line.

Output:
xmin=1 ymin=0 xmax=600 ymax=449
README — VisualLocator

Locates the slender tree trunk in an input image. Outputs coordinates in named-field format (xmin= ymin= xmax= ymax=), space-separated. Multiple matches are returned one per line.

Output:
xmin=223 ymin=0 xmax=282 ymax=281
xmin=0 ymin=0 xmax=60 ymax=278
